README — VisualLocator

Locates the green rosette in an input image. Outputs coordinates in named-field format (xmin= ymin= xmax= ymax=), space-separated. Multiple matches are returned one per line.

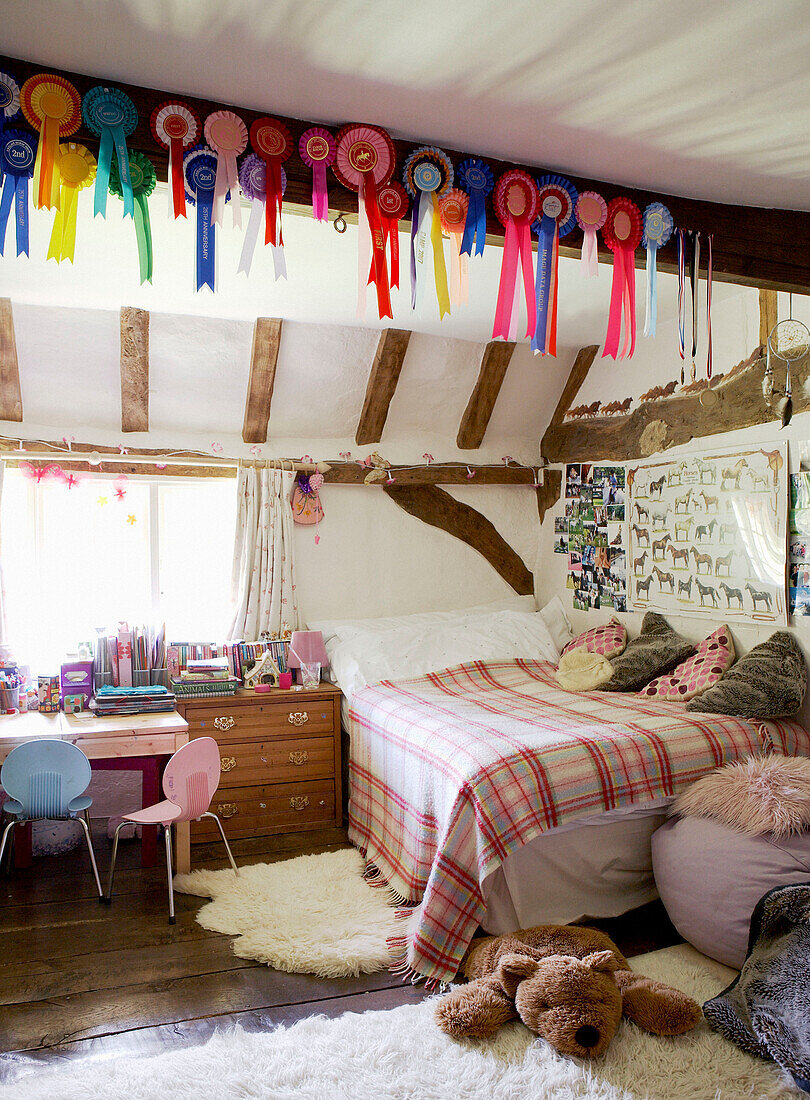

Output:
xmin=109 ymin=149 xmax=156 ymax=284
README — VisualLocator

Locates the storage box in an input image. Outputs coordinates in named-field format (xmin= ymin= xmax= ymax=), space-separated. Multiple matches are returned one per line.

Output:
xmin=60 ymin=658 xmax=94 ymax=707
xmin=37 ymin=675 xmax=61 ymax=712
xmin=63 ymin=694 xmax=84 ymax=714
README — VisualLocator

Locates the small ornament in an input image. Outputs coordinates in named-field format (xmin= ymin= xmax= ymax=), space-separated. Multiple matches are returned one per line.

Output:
xmin=46 ymin=142 xmax=96 ymax=264
xmin=574 ymin=191 xmax=606 ymax=277
xmin=109 ymin=150 xmax=156 ymax=284
xmin=457 ymin=157 xmax=493 ymax=257
xmin=641 ymin=202 xmax=673 ymax=338
xmin=0 ymin=129 xmax=37 ymax=257
xmin=439 ymin=188 xmax=469 ymax=306
xmin=601 ymin=197 xmax=643 ymax=360
xmin=184 ymin=147 xmax=220 ymax=291
xmin=204 ymin=110 xmax=247 ymax=228
xmin=249 ymin=117 xmax=292 ymax=247
xmin=82 ymin=85 xmax=138 ymax=218
xmin=532 ymin=174 xmax=578 ymax=356
xmin=20 ymin=73 xmax=81 ymax=210
xmin=150 ymin=100 xmax=200 ymax=218
xmin=403 ymin=145 xmax=454 ymax=318
xmin=376 ymin=180 xmax=408 ymax=289
xmin=237 ymin=153 xmax=286 ymax=279
xmin=291 ymin=472 xmax=325 ymax=527
xmin=299 ymin=126 xmax=336 ymax=223
xmin=492 ymin=170 xmax=540 ymax=341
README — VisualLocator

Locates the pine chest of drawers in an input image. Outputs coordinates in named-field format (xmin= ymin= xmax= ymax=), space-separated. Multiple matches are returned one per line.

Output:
xmin=175 ymin=686 xmax=343 ymax=843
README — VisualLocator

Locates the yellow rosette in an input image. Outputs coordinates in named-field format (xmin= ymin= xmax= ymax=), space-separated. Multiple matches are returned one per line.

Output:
xmin=47 ymin=143 xmax=96 ymax=263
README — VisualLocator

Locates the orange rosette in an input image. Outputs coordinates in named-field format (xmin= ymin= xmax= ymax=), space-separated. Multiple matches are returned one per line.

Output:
xmin=439 ymin=188 xmax=469 ymax=306
xmin=20 ymin=73 xmax=81 ymax=210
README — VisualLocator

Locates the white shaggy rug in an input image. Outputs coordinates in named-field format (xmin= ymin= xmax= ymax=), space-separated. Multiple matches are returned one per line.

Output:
xmin=2 ymin=945 xmax=802 ymax=1099
xmin=173 ymin=847 xmax=402 ymax=977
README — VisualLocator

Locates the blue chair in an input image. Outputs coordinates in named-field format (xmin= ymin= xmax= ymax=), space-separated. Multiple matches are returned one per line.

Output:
xmin=0 ymin=740 xmax=103 ymax=897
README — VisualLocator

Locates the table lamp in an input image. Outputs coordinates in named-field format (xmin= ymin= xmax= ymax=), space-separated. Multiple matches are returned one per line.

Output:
xmin=287 ymin=631 xmax=329 ymax=684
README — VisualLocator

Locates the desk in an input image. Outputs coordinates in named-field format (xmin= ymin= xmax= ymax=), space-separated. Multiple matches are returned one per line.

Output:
xmin=0 ymin=710 xmax=191 ymax=874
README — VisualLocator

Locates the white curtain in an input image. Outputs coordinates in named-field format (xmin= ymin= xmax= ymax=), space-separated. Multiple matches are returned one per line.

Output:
xmin=228 ymin=466 xmax=299 ymax=640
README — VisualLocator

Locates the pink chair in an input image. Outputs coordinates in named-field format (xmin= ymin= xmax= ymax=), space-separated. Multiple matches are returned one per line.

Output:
xmin=105 ymin=736 xmax=238 ymax=923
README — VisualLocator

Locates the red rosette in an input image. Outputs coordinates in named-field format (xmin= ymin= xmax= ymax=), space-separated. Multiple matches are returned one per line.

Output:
xmin=376 ymin=180 xmax=408 ymax=221
xmin=249 ymin=117 xmax=293 ymax=162
xmin=332 ymin=123 xmax=395 ymax=192
xmin=439 ymin=188 xmax=469 ymax=234
xmin=602 ymin=197 xmax=643 ymax=252
xmin=150 ymin=100 xmax=200 ymax=150
xmin=492 ymin=169 xmax=540 ymax=227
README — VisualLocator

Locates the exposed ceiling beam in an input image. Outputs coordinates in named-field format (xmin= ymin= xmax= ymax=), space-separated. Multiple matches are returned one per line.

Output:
xmin=355 ymin=329 xmax=411 ymax=446
xmin=536 ymin=469 xmax=563 ymax=524
xmin=242 ymin=317 xmax=283 ymax=444
xmin=0 ymin=299 xmax=22 ymax=423
xmin=759 ymin=289 xmax=778 ymax=348
xmin=456 ymin=341 xmax=516 ymax=449
xmin=546 ymin=345 xmax=600 ymax=433
xmin=119 ymin=306 xmax=149 ymax=433
xmin=326 ymin=462 xmax=533 ymax=485
xmin=4 ymin=52 xmax=810 ymax=293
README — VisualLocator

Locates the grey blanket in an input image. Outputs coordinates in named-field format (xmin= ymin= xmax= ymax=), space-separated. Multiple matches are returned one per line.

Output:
xmin=703 ymin=882 xmax=810 ymax=1093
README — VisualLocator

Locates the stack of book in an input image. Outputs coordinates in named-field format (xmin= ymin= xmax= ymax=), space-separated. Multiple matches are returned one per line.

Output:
xmin=171 ymin=657 xmax=239 ymax=699
xmin=93 ymin=685 xmax=176 ymax=716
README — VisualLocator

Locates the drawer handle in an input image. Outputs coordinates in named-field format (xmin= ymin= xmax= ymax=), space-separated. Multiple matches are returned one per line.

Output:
xmin=217 ymin=803 xmax=239 ymax=819
xmin=214 ymin=716 xmax=236 ymax=731
xmin=290 ymin=796 xmax=310 ymax=811
xmin=288 ymin=711 xmax=309 ymax=726
xmin=289 ymin=750 xmax=308 ymax=766
xmin=220 ymin=756 xmax=237 ymax=773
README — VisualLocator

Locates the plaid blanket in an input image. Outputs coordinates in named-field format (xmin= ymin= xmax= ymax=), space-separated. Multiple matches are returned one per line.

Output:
xmin=347 ymin=658 xmax=810 ymax=985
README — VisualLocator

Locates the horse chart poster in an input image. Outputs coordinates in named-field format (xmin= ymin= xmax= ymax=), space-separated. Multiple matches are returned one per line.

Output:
xmin=628 ymin=443 xmax=788 ymax=625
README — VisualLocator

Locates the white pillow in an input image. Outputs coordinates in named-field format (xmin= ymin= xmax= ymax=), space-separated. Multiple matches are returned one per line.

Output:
xmin=538 ymin=596 xmax=573 ymax=656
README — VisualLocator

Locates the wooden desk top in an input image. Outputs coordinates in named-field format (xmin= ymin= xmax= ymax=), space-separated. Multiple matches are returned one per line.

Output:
xmin=0 ymin=708 xmax=188 ymax=755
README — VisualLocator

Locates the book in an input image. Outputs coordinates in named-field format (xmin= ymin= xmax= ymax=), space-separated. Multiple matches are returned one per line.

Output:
xmin=171 ymin=677 xmax=238 ymax=698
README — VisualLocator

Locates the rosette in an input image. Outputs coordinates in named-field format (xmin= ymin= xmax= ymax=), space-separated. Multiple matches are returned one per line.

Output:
xmin=439 ymin=188 xmax=469 ymax=306
xmin=532 ymin=174 xmax=578 ymax=357
xmin=82 ymin=85 xmax=138 ymax=219
xmin=20 ymin=73 xmax=81 ymax=210
xmin=0 ymin=71 xmax=20 ymax=188
xmin=641 ymin=202 xmax=673 ymax=338
xmin=403 ymin=145 xmax=453 ymax=318
xmin=0 ymin=129 xmax=36 ymax=257
xmin=109 ymin=149 xmax=156 ymax=284
xmin=575 ymin=191 xmax=606 ymax=278
xmin=46 ymin=142 xmax=96 ymax=264
xmin=151 ymin=100 xmax=200 ymax=218
xmin=492 ymin=170 xmax=540 ymax=341
xmin=236 ymin=152 xmax=287 ymax=280
xmin=299 ymin=126 xmax=335 ymax=223
xmin=249 ymin=117 xmax=292 ymax=249
xmin=333 ymin=123 xmax=395 ymax=320
xmin=457 ymin=157 xmax=493 ymax=258
xmin=601 ymin=197 xmax=643 ymax=360
xmin=204 ymin=110 xmax=247 ymax=228
xmin=184 ymin=147 xmax=220 ymax=291
xmin=376 ymin=180 xmax=408 ymax=289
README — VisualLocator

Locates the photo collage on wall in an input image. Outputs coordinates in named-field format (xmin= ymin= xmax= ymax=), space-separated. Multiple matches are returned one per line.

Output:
xmin=789 ymin=472 xmax=810 ymax=617
xmin=560 ymin=464 xmax=627 ymax=613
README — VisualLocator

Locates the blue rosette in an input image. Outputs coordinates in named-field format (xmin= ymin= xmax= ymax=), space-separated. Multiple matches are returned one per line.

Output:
xmin=531 ymin=174 xmax=579 ymax=356
xmin=642 ymin=202 xmax=674 ymax=338
xmin=82 ymin=85 xmax=138 ymax=219
xmin=184 ymin=146 xmax=220 ymax=291
xmin=0 ymin=127 xmax=36 ymax=257
xmin=0 ymin=70 xmax=20 ymax=188
xmin=457 ymin=157 xmax=493 ymax=257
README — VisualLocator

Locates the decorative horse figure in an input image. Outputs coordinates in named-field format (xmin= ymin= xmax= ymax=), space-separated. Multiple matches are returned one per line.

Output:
xmin=632 ymin=525 xmax=650 ymax=546
xmin=648 ymin=474 xmax=666 ymax=498
xmin=691 ymin=547 xmax=713 ymax=574
xmin=633 ymin=550 xmax=649 ymax=575
xmin=674 ymin=516 xmax=694 ymax=542
xmin=719 ymin=582 xmax=744 ymax=608
xmin=718 ymin=523 xmax=737 ymax=544
xmin=693 ymin=457 xmax=717 ymax=484
xmin=698 ymin=491 xmax=720 ymax=513
xmin=677 ymin=576 xmax=694 ymax=599
xmin=720 ymin=458 xmax=748 ymax=491
xmin=636 ymin=573 xmax=653 ymax=598
xmin=674 ymin=489 xmax=692 ymax=514
xmin=667 ymin=543 xmax=690 ymax=567
xmin=651 ymin=506 xmax=671 ymax=529
xmin=653 ymin=566 xmax=675 ymax=592
xmin=695 ymin=578 xmax=719 ymax=607
xmin=746 ymin=583 xmax=773 ymax=611
xmin=634 ymin=502 xmax=649 ymax=523
xmin=652 ymin=534 xmax=671 ymax=560
xmin=714 ymin=550 xmax=734 ymax=576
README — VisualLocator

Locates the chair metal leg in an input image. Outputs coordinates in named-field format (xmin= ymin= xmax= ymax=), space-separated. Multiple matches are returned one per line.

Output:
xmin=76 ymin=814 xmax=104 ymax=901
xmin=83 ymin=808 xmax=94 ymax=845
xmin=105 ymin=821 xmax=128 ymax=904
xmin=201 ymin=811 xmax=239 ymax=874
xmin=0 ymin=819 xmax=16 ymax=875
xmin=164 ymin=824 xmax=175 ymax=925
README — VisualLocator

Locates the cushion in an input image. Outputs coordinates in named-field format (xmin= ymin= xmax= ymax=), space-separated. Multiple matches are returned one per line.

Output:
xmin=561 ymin=617 xmax=627 ymax=660
xmin=685 ymin=631 xmax=807 ymax=718
xmin=639 ymin=625 xmax=735 ymax=702
xmin=538 ymin=596 xmax=574 ymax=656
xmin=600 ymin=612 xmax=694 ymax=693
xmin=555 ymin=647 xmax=613 ymax=691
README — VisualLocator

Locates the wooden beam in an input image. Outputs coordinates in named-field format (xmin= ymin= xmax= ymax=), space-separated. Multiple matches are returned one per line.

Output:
xmin=759 ymin=289 xmax=778 ymax=348
xmin=119 ymin=307 xmax=149 ymax=433
xmin=242 ymin=318 xmax=282 ymax=444
xmin=325 ymin=462 xmax=535 ymax=485
xmin=546 ymin=345 xmax=600 ymax=434
xmin=0 ymin=299 xmax=22 ymax=423
xmin=355 ymin=329 xmax=411 ymax=446
xmin=535 ymin=469 xmax=562 ymax=523
xmin=384 ymin=485 xmax=533 ymax=594
xmin=456 ymin=342 xmax=516 ymax=449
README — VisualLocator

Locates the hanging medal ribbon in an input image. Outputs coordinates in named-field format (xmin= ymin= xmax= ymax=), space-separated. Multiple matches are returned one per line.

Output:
xmin=47 ymin=142 xmax=95 ymax=263
xmin=492 ymin=170 xmax=540 ymax=341
xmin=403 ymin=146 xmax=453 ymax=319
xmin=109 ymin=150 xmax=155 ymax=283
xmin=184 ymin=147 xmax=220 ymax=292
xmin=376 ymin=181 xmax=408 ymax=289
xmin=249 ymin=117 xmax=292 ymax=248
xmin=150 ymin=101 xmax=199 ymax=219
xmin=706 ymin=233 xmax=713 ymax=379
xmin=532 ymin=174 xmax=578 ymax=356
xmin=82 ymin=86 xmax=138 ymax=218
xmin=641 ymin=202 xmax=673 ymax=338
xmin=689 ymin=231 xmax=701 ymax=381
xmin=0 ymin=129 xmax=36 ymax=257
xmin=676 ymin=228 xmax=686 ymax=369
xmin=237 ymin=153 xmax=287 ymax=279
xmin=204 ymin=110 xmax=247 ymax=228
xmin=575 ymin=191 xmax=606 ymax=278
xmin=602 ymin=197 xmax=643 ymax=360
xmin=457 ymin=158 xmax=493 ymax=257
xmin=0 ymin=71 xmax=20 ymax=189
xmin=333 ymin=124 xmax=396 ymax=320
xmin=439 ymin=189 xmax=469 ymax=306
xmin=299 ymin=127 xmax=336 ymax=223
xmin=20 ymin=73 xmax=81 ymax=210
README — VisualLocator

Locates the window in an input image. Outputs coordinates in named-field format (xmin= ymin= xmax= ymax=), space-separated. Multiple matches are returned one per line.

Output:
xmin=1 ymin=469 xmax=237 ymax=672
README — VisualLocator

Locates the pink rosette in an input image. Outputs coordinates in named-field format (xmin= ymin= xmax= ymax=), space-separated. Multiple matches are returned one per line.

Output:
xmin=299 ymin=126 xmax=336 ymax=223
xmin=602 ymin=197 xmax=643 ymax=361
xmin=440 ymin=188 xmax=470 ymax=307
xmin=204 ymin=110 xmax=248 ymax=228
xmin=492 ymin=171 xmax=540 ymax=340
xmin=575 ymin=190 xmax=607 ymax=278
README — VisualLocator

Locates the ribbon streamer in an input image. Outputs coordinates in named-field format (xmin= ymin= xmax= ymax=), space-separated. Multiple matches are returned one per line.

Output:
xmin=236 ymin=153 xmax=287 ymax=279
xmin=151 ymin=101 xmax=199 ymax=219
xmin=109 ymin=148 xmax=155 ymax=283
xmin=299 ymin=127 xmax=336 ymax=223
xmin=641 ymin=202 xmax=673 ymax=339
xmin=184 ymin=148 xmax=219 ymax=292
xmin=601 ymin=198 xmax=643 ymax=360
xmin=376 ymin=181 xmax=408 ymax=290
xmin=403 ymin=146 xmax=453 ymax=319
xmin=439 ymin=189 xmax=469 ymax=306
xmin=21 ymin=74 xmax=81 ymax=211
xmin=82 ymin=86 xmax=138 ymax=220
xmin=457 ymin=158 xmax=493 ymax=258
xmin=0 ymin=129 xmax=36 ymax=257
xmin=677 ymin=228 xmax=686 ymax=366
xmin=689 ymin=231 xmax=701 ymax=370
xmin=492 ymin=171 xmax=540 ymax=340
xmin=205 ymin=110 xmax=247 ymax=229
xmin=575 ymin=191 xmax=606 ymax=278
xmin=47 ymin=142 xmax=96 ymax=263
xmin=532 ymin=175 xmax=578 ymax=356
xmin=250 ymin=118 xmax=292 ymax=249
xmin=706 ymin=234 xmax=713 ymax=378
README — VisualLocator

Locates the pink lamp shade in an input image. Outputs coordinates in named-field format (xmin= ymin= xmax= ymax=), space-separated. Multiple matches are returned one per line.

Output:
xmin=286 ymin=631 xmax=329 ymax=669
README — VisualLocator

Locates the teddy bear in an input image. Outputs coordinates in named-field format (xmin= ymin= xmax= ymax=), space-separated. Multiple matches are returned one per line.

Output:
xmin=434 ymin=923 xmax=702 ymax=1058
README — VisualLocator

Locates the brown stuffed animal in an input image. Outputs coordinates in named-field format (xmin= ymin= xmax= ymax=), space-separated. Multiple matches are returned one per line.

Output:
xmin=435 ymin=924 xmax=701 ymax=1058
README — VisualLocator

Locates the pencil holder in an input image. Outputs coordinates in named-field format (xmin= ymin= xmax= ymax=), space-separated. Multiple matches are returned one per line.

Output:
xmin=150 ymin=667 xmax=169 ymax=688
xmin=132 ymin=670 xmax=151 ymax=688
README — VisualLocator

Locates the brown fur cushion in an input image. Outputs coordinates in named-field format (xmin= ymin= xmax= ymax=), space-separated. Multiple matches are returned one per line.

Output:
xmin=599 ymin=612 xmax=694 ymax=693
xmin=685 ymin=631 xmax=807 ymax=718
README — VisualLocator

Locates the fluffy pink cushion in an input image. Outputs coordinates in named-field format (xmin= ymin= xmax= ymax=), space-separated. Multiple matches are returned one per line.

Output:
xmin=640 ymin=625 xmax=734 ymax=701
xmin=561 ymin=618 xmax=627 ymax=660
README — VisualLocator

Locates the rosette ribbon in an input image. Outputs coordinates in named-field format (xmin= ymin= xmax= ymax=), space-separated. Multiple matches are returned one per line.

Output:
xmin=439 ymin=189 xmax=469 ymax=306
xmin=109 ymin=149 xmax=155 ymax=283
xmin=237 ymin=153 xmax=287 ymax=279
xmin=20 ymin=73 xmax=81 ymax=210
xmin=47 ymin=142 xmax=96 ymax=264
xmin=299 ymin=127 xmax=336 ymax=223
xmin=376 ymin=181 xmax=408 ymax=289
xmin=184 ymin=148 xmax=220 ymax=291
xmin=205 ymin=110 xmax=247 ymax=228
xmin=151 ymin=101 xmax=199 ymax=219
xmin=250 ymin=117 xmax=292 ymax=248
xmin=641 ymin=202 xmax=673 ymax=338
xmin=575 ymin=191 xmax=606 ymax=278
xmin=82 ymin=86 xmax=138 ymax=219
xmin=403 ymin=146 xmax=453 ymax=318
xmin=457 ymin=158 xmax=493 ymax=257
xmin=602 ymin=197 xmax=643 ymax=360
xmin=532 ymin=174 xmax=578 ymax=356
xmin=0 ymin=129 xmax=36 ymax=257
xmin=0 ymin=71 xmax=21 ymax=188
xmin=492 ymin=170 xmax=540 ymax=341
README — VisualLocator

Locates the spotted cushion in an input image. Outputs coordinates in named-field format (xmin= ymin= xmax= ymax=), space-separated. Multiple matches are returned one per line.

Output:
xmin=640 ymin=626 xmax=735 ymax=702
xmin=561 ymin=618 xmax=627 ymax=661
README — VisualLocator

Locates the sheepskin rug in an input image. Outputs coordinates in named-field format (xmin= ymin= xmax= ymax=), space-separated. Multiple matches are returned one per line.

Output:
xmin=173 ymin=847 xmax=402 ymax=977
xmin=1 ymin=945 xmax=801 ymax=1099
